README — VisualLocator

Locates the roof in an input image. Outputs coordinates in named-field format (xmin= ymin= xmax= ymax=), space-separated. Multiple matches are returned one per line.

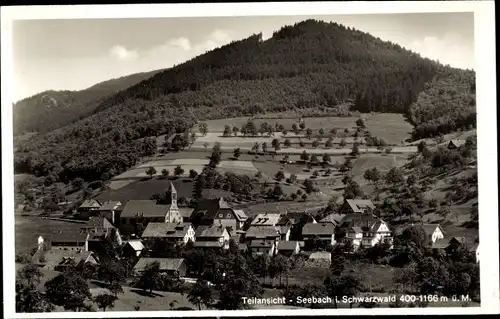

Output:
xmin=278 ymin=241 xmax=300 ymax=251
xmin=320 ymin=213 xmax=346 ymax=226
xmin=121 ymin=200 xmax=168 ymax=218
xmin=191 ymin=197 xmax=236 ymax=220
xmin=238 ymin=243 xmax=248 ymax=251
xmin=126 ymin=240 xmax=145 ymax=251
xmin=195 ymin=225 xmax=227 ymax=238
xmin=178 ymin=208 xmax=194 ymax=218
xmin=431 ymin=238 xmax=449 ymax=249
xmin=83 ymin=216 xmax=114 ymax=229
xmin=193 ymin=241 xmax=222 ymax=248
xmin=79 ymin=199 xmax=101 ymax=209
xmin=41 ymin=250 xmax=97 ymax=269
xmin=449 ymin=139 xmax=466 ymax=147
xmin=309 ymin=251 xmax=331 ymax=260
xmin=339 ymin=213 xmax=380 ymax=230
xmin=50 ymin=230 xmax=88 ymax=244
xmin=302 ymin=222 xmax=335 ymax=236
xmin=251 ymin=213 xmax=282 ymax=226
xmin=449 ymin=236 xmax=467 ymax=244
xmin=141 ymin=222 xmax=192 ymax=238
xmin=344 ymin=199 xmax=375 ymax=213
xmin=279 ymin=211 xmax=317 ymax=224
xmin=233 ymin=210 xmax=248 ymax=221
xmin=420 ymin=224 xmax=443 ymax=237
xmin=245 ymin=226 xmax=280 ymax=239
xmin=279 ymin=225 xmax=291 ymax=234
xmin=133 ymin=258 xmax=186 ymax=272
xmin=98 ymin=201 xmax=122 ymax=211
xmin=348 ymin=226 xmax=363 ymax=233
xmin=249 ymin=239 xmax=275 ymax=248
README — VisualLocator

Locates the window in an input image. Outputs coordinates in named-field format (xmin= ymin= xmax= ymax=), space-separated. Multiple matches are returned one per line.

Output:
xmin=226 ymin=213 xmax=232 ymax=218
xmin=218 ymin=213 xmax=224 ymax=218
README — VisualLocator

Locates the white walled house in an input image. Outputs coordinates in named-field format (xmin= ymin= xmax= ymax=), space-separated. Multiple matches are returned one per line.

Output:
xmin=338 ymin=214 xmax=392 ymax=249
xmin=194 ymin=224 xmax=231 ymax=249
xmin=141 ymin=222 xmax=195 ymax=245
xmin=421 ymin=224 xmax=445 ymax=244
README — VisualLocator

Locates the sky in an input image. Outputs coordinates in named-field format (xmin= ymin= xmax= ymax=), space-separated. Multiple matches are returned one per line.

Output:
xmin=12 ymin=12 xmax=475 ymax=102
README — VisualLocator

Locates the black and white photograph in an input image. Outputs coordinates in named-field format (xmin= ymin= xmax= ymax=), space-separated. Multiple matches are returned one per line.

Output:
xmin=1 ymin=1 xmax=498 ymax=317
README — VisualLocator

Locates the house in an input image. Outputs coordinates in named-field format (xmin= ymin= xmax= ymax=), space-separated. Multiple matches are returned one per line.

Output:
xmin=141 ymin=222 xmax=195 ymax=245
xmin=133 ymin=257 xmax=187 ymax=277
xmin=320 ymin=213 xmax=346 ymax=227
xmin=245 ymin=226 xmax=280 ymax=244
xmin=337 ymin=214 xmax=392 ymax=249
xmin=302 ymin=222 xmax=336 ymax=247
xmin=190 ymin=197 xmax=248 ymax=230
xmin=419 ymin=224 xmax=445 ymax=244
xmin=448 ymin=139 xmax=466 ymax=149
xmin=194 ymin=224 xmax=231 ymax=249
xmin=339 ymin=199 xmax=376 ymax=215
xmin=278 ymin=224 xmax=292 ymax=241
xmin=278 ymin=241 xmax=301 ymax=256
xmin=238 ymin=243 xmax=248 ymax=253
xmin=120 ymin=200 xmax=169 ymax=228
xmin=251 ymin=213 xmax=282 ymax=227
xmin=77 ymin=199 xmax=102 ymax=219
xmin=49 ymin=230 xmax=89 ymax=251
xmin=122 ymin=240 xmax=145 ymax=258
xmin=279 ymin=211 xmax=317 ymax=225
xmin=248 ymin=239 xmax=276 ymax=257
xmin=41 ymin=250 xmax=99 ymax=271
xmin=97 ymin=201 xmax=123 ymax=225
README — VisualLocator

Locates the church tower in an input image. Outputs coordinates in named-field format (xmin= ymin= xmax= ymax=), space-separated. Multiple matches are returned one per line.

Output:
xmin=165 ymin=182 xmax=181 ymax=223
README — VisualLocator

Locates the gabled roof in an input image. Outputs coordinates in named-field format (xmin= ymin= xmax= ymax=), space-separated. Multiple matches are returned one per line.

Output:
xmin=233 ymin=210 xmax=248 ymax=221
xmin=344 ymin=199 xmax=375 ymax=213
xmin=126 ymin=240 xmax=145 ymax=251
xmin=421 ymin=224 xmax=444 ymax=237
xmin=278 ymin=241 xmax=300 ymax=251
xmin=320 ymin=213 xmax=346 ymax=226
xmin=279 ymin=211 xmax=317 ymax=225
xmin=448 ymin=139 xmax=466 ymax=148
xmin=251 ymin=213 xmax=282 ymax=226
xmin=121 ymin=200 xmax=168 ymax=218
xmin=431 ymin=238 xmax=449 ymax=249
xmin=98 ymin=201 xmax=122 ymax=211
xmin=249 ymin=239 xmax=275 ymax=248
xmin=302 ymin=222 xmax=335 ymax=236
xmin=339 ymin=213 xmax=381 ymax=231
xmin=50 ymin=230 xmax=88 ymax=244
xmin=195 ymin=225 xmax=227 ymax=238
xmin=83 ymin=216 xmax=114 ymax=229
xmin=449 ymin=236 xmax=467 ymax=244
xmin=279 ymin=225 xmax=291 ymax=235
xmin=347 ymin=226 xmax=363 ymax=234
xmin=79 ymin=199 xmax=101 ymax=209
xmin=191 ymin=197 xmax=235 ymax=220
xmin=178 ymin=208 xmax=195 ymax=218
xmin=133 ymin=258 xmax=186 ymax=272
xmin=246 ymin=226 xmax=280 ymax=239
xmin=141 ymin=222 xmax=192 ymax=238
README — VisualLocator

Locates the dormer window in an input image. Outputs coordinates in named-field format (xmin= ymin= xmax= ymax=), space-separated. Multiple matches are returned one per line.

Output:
xmin=218 ymin=213 xmax=224 ymax=218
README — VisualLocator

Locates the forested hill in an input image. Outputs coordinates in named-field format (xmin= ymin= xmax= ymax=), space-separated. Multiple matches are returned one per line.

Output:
xmin=13 ymin=69 xmax=161 ymax=135
xmin=94 ymin=19 xmax=439 ymax=119
xmin=14 ymin=19 xmax=475 ymax=183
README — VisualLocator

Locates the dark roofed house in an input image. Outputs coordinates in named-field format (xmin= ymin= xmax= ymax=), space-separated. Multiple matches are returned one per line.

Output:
xmin=141 ymin=222 xmax=195 ymax=245
xmin=77 ymin=199 xmax=102 ymax=219
xmin=245 ymin=226 xmax=280 ymax=242
xmin=49 ymin=230 xmax=89 ymax=252
xmin=279 ymin=211 xmax=317 ymax=225
xmin=120 ymin=200 xmax=169 ymax=227
xmin=320 ymin=213 xmax=346 ymax=226
xmin=191 ymin=197 xmax=247 ymax=230
xmin=448 ymin=139 xmax=466 ymax=149
xmin=278 ymin=225 xmax=292 ymax=241
xmin=302 ymin=222 xmax=336 ymax=247
xmin=133 ymin=257 xmax=187 ymax=277
xmin=97 ymin=201 xmax=123 ymax=225
xmin=278 ymin=240 xmax=301 ymax=256
xmin=420 ymin=224 xmax=445 ymax=244
xmin=41 ymin=249 xmax=99 ymax=271
xmin=340 ymin=199 xmax=376 ymax=214
xmin=194 ymin=224 xmax=231 ymax=249
xmin=249 ymin=239 xmax=276 ymax=256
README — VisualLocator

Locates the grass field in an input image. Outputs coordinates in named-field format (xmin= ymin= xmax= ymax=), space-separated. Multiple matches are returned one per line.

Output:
xmin=200 ymin=113 xmax=412 ymax=145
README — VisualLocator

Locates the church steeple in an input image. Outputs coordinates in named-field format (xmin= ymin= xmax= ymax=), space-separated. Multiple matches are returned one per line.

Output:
xmin=170 ymin=182 xmax=178 ymax=209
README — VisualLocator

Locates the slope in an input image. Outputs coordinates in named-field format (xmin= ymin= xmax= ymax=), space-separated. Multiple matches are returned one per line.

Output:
xmin=13 ymin=69 xmax=162 ymax=135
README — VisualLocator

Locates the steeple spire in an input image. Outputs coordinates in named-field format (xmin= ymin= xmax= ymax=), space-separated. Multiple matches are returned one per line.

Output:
xmin=170 ymin=182 xmax=178 ymax=209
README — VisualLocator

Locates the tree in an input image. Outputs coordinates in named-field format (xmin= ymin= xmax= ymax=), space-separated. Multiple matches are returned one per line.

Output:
xmin=252 ymin=142 xmax=260 ymax=154
xmin=312 ymin=140 xmax=320 ymax=148
xmin=174 ymin=165 xmax=184 ymax=177
xmin=203 ymin=141 xmax=209 ymax=151
xmin=199 ymin=123 xmax=208 ymax=136
xmin=71 ymin=177 xmax=85 ymax=190
xmin=299 ymin=139 xmax=305 ymax=147
xmin=306 ymin=128 xmax=313 ymax=139
xmin=223 ymin=125 xmax=232 ymax=137
xmin=343 ymin=181 xmax=364 ymax=199
xmin=351 ymin=142 xmax=360 ymax=156
xmin=232 ymin=126 xmax=239 ymax=136
xmin=191 ymin=131 xmax=197 ymax=142
xmin=282 ymin=129 xmax=288 ymax=136
xmin=275 ymin=170 xmax=285 ymax=182
xmin=262 ymin=142 xmax=268 ymax=153
xmin=189 ymin=169 xmax=198 ymax=179
xmin=417 ymin=141 xmax=427 ymax=153
xmin=406 ymin=174 xmax=417 ymax=187
xmin=233 ymin=147 xmax=241 ymax=159
xmin=324 ymin=274 xmax=362 ymax=309
xmin=310 ymin=154 xmax=319 ymax=165
xmin=289 ymin=173 xmax=298 ymax=184
xmin=108 ymin=281 xmax=124 ymax=298
xmin=16 ymin=264 xmax=54 ymax=313
xmin=330 ymin=128 xmax=337 ymax=136
xmin=137 ymin=262 xmax=163 ymax=295
xmin=284 ymin=139 xmax=291 ymax=148
xmin=94 ymin=293 xmax=117 ymax=312
xmin=339 ymin=138 xmax=347 ymax=148
xmin=303 ymin=179 xmax=314 ymax=193
xmin=385 ymin=167 xmax=404 ymax=185
xmin=364 ymin=167 xmax=381 ymax=185
xmin=45 ymin=270 xmax=92 ymax=311
xmin=299 ymin=121 xmax=306 ymax=130
xmin=356 ymin=118 xmax=366 ymax=129
xmin=325 ymin=137 xmax=333 ymax=148
xmin=292 ymin=123 xmax=299 ymax=135
xmin=209 ymin=143 xmax=222 ymax=167
xmin=161 ymin=168 xmax=170 ymax=179
xmin=301 ymin=194 xmax=308 ymax=201
xmin=322 ymin=153 xmax=331 ymax=163
xmin=187 ymin=279 xmax=214 ymax=310
xmin=145 ymin=166 xmax=157 ymax=179
xmin=300 ymin=150 xmax=309 ymax=161
xmin=319 ymin=128 xmax=325 ymax=137
xmin=312 ymin=170 xmax=319 ymax=178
